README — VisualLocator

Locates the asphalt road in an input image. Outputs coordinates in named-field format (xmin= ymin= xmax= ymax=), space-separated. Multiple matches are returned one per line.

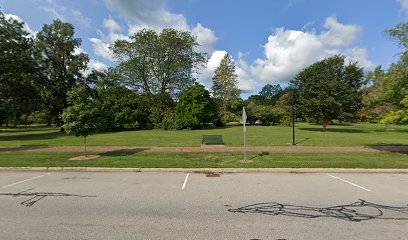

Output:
xmin=0 ymin=171 xmax=407 ymax=240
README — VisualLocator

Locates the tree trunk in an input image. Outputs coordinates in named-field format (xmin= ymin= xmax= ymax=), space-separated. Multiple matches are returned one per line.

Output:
xmin=322 ymin=120 xmax=329 ymax=132
xmin=84 ymin=136 xmax=87 ymax=157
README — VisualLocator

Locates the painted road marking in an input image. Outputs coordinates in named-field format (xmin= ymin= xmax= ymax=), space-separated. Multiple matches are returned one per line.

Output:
xmin=182 ymin=173 xmax=190 ymax=190
xmin=328 ymin=174 xmax=371 ymax=192
xmin=1 ymin=173 xmax=50 ymax=189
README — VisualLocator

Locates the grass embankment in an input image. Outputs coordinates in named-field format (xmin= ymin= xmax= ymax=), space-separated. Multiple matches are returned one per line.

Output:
xmin=1 ymin=123 xmax=408 ymax=147
xmin=0 ymin=151 xmax=407 ymax=169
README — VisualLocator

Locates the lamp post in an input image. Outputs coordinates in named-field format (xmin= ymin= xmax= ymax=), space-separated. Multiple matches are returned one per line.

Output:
xmin=292 ymin=88 xmax=296 ymax=146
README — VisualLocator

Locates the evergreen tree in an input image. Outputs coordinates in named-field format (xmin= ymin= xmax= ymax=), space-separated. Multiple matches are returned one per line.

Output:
xmin=212 ymin=53 xmax=240 ymax=124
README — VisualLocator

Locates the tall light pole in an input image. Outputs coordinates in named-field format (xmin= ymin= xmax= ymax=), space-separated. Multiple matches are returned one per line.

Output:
xmin=292 ymin=88 xmax=296 ymax=146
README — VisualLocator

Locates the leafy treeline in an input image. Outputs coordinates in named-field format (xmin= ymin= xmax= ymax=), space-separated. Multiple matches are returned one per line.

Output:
xmin=1 ymin=11 xmax=407 ymax=136
xmin=360 ymin=23 xmax=408 ymax=126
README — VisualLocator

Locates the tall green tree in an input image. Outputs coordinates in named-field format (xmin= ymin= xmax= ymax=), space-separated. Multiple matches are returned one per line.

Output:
xmin=362 ymin=23 xmax=408 ymax=122
xmin=212 ymin=53 xmax=240 ymax=124
xmin=247 ymin=84 xmax=283 ymax=106
xmin=35 ymin=19 xmax=89 ymax=126
xmin=0 ymin=12 xmax=41 ymax=126
xmin=111 ymin=28 xmax=206 ymax=109
xmin=291 ymin=55 xmax=364 ymax=130
xmin=96 ymin=72 xmax=151 ymax=130
xmin=62 ymin=86 xmax=105 ymax=156
xmin=175 ymin=84 xmax=218 ymax=129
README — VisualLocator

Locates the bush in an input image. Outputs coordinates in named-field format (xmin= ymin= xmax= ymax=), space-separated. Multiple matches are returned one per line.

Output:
xmin=174 ymin=84 xmax=218 ymax=129
xmin=161 ymin=111 xmax=182 ymax=130
xmin=252 ymin=105 xmax=285 ymax=125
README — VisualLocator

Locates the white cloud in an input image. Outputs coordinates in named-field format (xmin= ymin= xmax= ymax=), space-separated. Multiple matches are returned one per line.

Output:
xmin=94 ymin=0 xmax=218 ymax=63
xmin=104 ymin=0 xmax=188 ymax=31
xmin=4 ymin=13 xmax=36 ymax=36
xmin=103 ymin=16 xmax=122 ymax=32
xmin=83 ymin=59 xmax=108 ymax=76
xmin=197 ymin=50 xmax=256 ymax=93
xmin=37 ymin=1 xmax=92 ymax=27
xmin=397 ymin=0 xmax=408 ymax=12
xmin=72 ymin=9 xmax=92 ymax=27
xmin=89 ymin=38 xmax=114 ymax=62
xmin=345 ymin=47 xmax=374 ymax=69
xmin=73 ymin=47 xmax=86 ymax=55
xmin=198 ymin=50 xmax=227 ymax=89
xmin=191 ymin=23 xmax=218 ymax=54
xmin=319 ymin=16 xmax=361 ymax=48
xmin=236 ymin=66 xmax=257 ymax=93
xmin=38 ymin=0 xmax=67 ymax=20
xmin=250 ymin=16 xmax=373 ymax=84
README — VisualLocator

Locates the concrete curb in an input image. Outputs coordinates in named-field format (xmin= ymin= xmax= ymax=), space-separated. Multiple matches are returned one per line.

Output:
xmin=0 ymin=167 xmax=407 ymax=174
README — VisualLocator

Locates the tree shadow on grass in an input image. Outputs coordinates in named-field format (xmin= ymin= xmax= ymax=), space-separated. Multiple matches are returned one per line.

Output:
xmin=373 ymin=128 xmax=408 ymax=133
xmin=100 ymin=148 xmax=149 ymax=157
xmin=296 ymin=138 xmax=311 ymax=145
xmin=298 ymin=128 xmax=368 ymax=133
xmin=247 ymin=151 xmax=270 ymax=161
xmin=366 ymin=144 xmax=408 ymax=155
xmin=229 ymin=199 xmax=408 ymax=222
xmin=0 ymin=131 xmax=63 ymax=141
xmin=0 ymin=128 xmax=55 ymax=133
xmin=0 ymin=146 xmax=50 ymax=151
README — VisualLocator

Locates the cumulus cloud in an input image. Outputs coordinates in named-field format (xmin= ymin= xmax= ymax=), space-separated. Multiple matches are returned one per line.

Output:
xmin=397 ymin=0 xmax=408 ymax=13
xmin=198 ymin=50 xmax=227 ymax=89
xmin=37 ymin=0 xmax=92 ymax=27
xmin=72 ymin=9 xmax=92 ymax=27
xmin=103 ymin=16 xmax=122 ymax=33
xmin=106 ymin=0 xmax=217 ymax=53
xmin=89 ymin=38 xmax=114 ymax=61
xmin=83 ymin=59 xmax=108 ymax=76
xmin=93 ymin=0 xmax=218 ymax=63
xmin=319 ymin=16 xmax=361 ymax=48
xmin=4 ymin=13 xmax=36 ymax=36
xmin=197 ymin=50 xmax=256 ymax=93
xmin=39 ymin=0 xmax=66 ymax=21
xmin=345 ymin=47 xmax=374 ymax=69
xmin=191 ymin=23 xmax=218 ymax=54
xmin=250 ymin=16 xmax=373 ymax=84
xmin=104 ymin=0 xmax=188 ymax=31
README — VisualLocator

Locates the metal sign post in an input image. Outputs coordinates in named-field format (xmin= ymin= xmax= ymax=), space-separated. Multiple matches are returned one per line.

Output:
xmin=242 ymin=107 xmax=247 ymax=161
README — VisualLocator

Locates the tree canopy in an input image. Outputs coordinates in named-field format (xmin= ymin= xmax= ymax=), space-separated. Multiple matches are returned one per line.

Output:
xmin=291 ymin=55 xmax=364 ymax=129
xmin=35 ymin=19 xmax=89 ymax=126
xmin=0 ymin=12 xmax=41 ymax=126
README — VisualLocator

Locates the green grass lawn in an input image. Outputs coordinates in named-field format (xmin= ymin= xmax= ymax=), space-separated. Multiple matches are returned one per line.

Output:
xmin=1 ymin=122 xmax=408 ymax=147
xmin=0 ymin=151 xmax=407 ymax=168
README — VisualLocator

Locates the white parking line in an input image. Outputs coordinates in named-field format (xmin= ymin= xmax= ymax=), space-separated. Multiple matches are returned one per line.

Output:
xmin=1 ymin=173 xmax=50 ymax=189
xmin=181 ymin=173 xmax=190 ymax=190
xmin=328 ymin=174 xmax=371 ymax=192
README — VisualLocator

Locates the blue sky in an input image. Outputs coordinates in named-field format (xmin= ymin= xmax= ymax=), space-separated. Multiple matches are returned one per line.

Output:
xmin=1 ymin=0 xmax=406 ymax=97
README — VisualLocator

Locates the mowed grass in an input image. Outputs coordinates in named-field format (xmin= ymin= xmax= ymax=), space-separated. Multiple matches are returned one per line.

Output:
xmin=1 ymin=122 xmax=408 ymax=147
xmin=0 ymin=151 xmax=407 ymax=168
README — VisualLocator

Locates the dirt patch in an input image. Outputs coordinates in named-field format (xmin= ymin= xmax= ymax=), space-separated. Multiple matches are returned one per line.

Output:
xmin=68 ymin=155 xmax=100 ymax=161
xmin=193 ymin=170 xmax=221 ymax=177
xmin=202 ymin=155 xmax=216 ymax=161
xmin=239 ymin=160 xmax=253 ymax=164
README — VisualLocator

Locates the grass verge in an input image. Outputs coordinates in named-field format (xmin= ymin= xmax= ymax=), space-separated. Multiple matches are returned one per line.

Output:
xmin=0 ymin=151 xmax=407 ymax=169
xmin=1 ymin=123 xmax=408 ymax=147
